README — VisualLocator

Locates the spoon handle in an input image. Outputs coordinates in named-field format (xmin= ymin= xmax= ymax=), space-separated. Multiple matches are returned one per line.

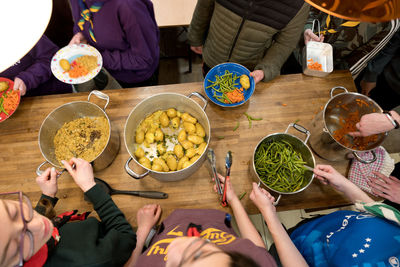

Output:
xmin=112 ymin=190 xmax=168 ymax=199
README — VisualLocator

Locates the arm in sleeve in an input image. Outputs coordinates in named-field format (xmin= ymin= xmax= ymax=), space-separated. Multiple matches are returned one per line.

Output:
xmin=363 ymin=30 xmax=400 ymax=82
xmin=34 ymin=194 xmax=58 ymax=218
xmin=16 ymin=36 xmax=58 ymax=91
xmin=255 ymin=3 xmax=310 ymax=82
xmin=100 ymin=2 xmax=159 ymax=72
xmin=187 ymin=0 xmax=215 ymax=46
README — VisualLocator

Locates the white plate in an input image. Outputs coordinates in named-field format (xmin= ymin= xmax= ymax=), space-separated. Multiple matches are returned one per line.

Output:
xmin=51 ymin=44 xmax=102 ymax=84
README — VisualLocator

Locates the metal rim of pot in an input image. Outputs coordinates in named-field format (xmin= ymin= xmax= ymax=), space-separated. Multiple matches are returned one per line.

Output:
xmin=124 ymin=92 xmax=210 ymax=181
xmin=322 ymin=86 xmax=386 ymax=164
xmin=252 ymin=123 xmax=316 ymax=206
xmin=36 ymin=90 xmax=117 ymax=175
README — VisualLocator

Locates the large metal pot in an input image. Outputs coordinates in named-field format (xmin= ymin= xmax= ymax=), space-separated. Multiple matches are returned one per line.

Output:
xmin=309 ymin=87 xmax=386 ymax=163
xmin=252 ymin=123 xmax=315 ymax=205
xmin=37 ymin=91 xmax=120 ymax=175
xmin=124 ymin=92 xmax=210 ymax=182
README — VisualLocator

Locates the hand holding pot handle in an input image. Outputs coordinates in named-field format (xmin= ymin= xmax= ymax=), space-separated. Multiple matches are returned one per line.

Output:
xmin=63 ymin=158 xmax=96 ymax=192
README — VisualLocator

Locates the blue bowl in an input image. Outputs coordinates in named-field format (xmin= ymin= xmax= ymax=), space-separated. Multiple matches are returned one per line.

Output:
xmin=204 ymin=63 xmax=255 ymax=107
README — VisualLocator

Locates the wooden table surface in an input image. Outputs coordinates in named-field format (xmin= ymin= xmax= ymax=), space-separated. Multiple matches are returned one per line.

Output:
xmin=151 ymin=0 xmax=197 ymax=27
xmin=0 ymin=71 xmax=357 ymax=226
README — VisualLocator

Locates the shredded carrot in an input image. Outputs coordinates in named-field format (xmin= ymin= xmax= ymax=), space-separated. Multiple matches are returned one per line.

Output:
xmin=3 ymin=90 xmax=19 ymax=114
xmin=68 ymin=61 xmax=89 ymax=78
xmin=224 ymin=88 xmax=244 ymax=104
xmin=282 ymin=103 xmax=287 ymax=106
xmin=332 ymin=109 xmax=378 ymax=150
xmin=307 ymin=58 xmax=323 ymax=71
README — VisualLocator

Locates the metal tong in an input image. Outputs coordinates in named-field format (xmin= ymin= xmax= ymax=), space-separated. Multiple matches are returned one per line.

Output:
xmin=221 ymin=151 xmax=232 ymax=207
xmin=207 ymin=149 xmax=223 ymax=197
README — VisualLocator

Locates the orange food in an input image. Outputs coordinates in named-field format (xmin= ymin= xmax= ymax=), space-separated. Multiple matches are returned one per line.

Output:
xmin=3 ymin=90 xmax=19 ymax=114
xmin=224 ymin=88 xmax=244 ymax=104
xmin=307 ymin=59 xmax=323 ymax=71
xmin=332 ymin=109 xmax=378 ymax=150
xmin=68 ymin=61 xmax=89 ymax=78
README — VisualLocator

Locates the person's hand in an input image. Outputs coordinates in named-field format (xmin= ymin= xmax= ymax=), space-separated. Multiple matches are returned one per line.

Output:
xmin=137 ymin=204 xmax=161 ymax=232
xmin=368 ymin=172 xmax=400 ymax=204
xmin=69 ymin=32 xmax=87 ymax=45
xmin=213 ymin=173 xmax=237 ymax=203
xmin=13 ymin=77 xmax=27 ymax=96
xmin=313 ymin=164 xmax=350 ymax=192
xmin=190 ymin=46 xmax=203 ymax=55
xmin=250 ymin=70 xmax=264 ymax=84
xmin=348 ymin=113 xmax=394 ymax=137
xmin=62 ymin=158 xmax=95 ymax=192
xmin=360 ymin=80 xmax=376 ymax=96
xmin=304 ymin=29 xmax=324 ymax=45
xmin=36 ymin=167 xmax=58 ymax=197
xmin=249 ymin=182 xmax=276 ymax=214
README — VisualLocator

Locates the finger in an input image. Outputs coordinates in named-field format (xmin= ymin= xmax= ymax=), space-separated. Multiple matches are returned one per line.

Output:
xmin=155 ymin=205 xmax=162 ymax=218
xmin=368 ymin=178 xmax=389 ymax=192
xmin=348 ymin=131 xmax=362 ymax=137
xmin=373 ymin=172 xmax=391 ymax=183
xmin=389 ymin=176 xmax=400 ymax=184
xmin=50 ymin=167 xmax=57 ymax=182
xmin=62 ymin=160 xmax=75 ymax=174
xmin=37 ymin=168 xmax=51 ymax=182
xmin=370 ymin=187 xmax=391 ymax=200
xmin=216 ymin=173 xmax=225 ymax=183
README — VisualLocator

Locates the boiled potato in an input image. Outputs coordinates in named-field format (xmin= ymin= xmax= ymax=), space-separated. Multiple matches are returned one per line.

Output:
xmin=183 ymin=122 xmax=196 ymax=134
xmin=154 ymin=128 xmax=164 ymax=142
xmin=177 ymin=156 xmax=189 ymax=170
xmin=136 ymin=130 xmax=145 ymax=144
xmin=180 ymin=140 xmax=193 ymax=150
xmin=153 ymin=158 xmax=169 ymax=172
xmin=182 ymin=161 xmax=192 ymax=169
xmin=0 ymin=81 xmax=9 ymax=92
xmin=145 ymin=132 xmax=155 ymax=144
xmin=139 ymin=157 xmax=151 ymax=169
xmin=240 ymin=74 xmax=250 ymax=90
xmin=181 ymin=113 xmax=197 ymax=124
xmin=190 ymin=155 xmax=200 ymax=164
xmin=157 ymin=143 xmax=166 ymax=155
xmin=195 ymin=123 xmax=205 ymax=137
xmin=177 ymin=129 xmax=187 ymax=143
xmin=166 ymin=155 xmax=177 ymax=171
xmin=134 ymin=147 xmax=145 ymax=158
xmin=152 ymin=163 xmax=163 ymax=172
xmin=196 ymin=142 xmax=207 ymax=155
xmin=59 ymin=59 xmax=70 ymax=71
xmin=187 ymin=135 xmax=203 ymax=145
xmin=174 ymin=144 xmax=184 ymax=159
xmin=167 ymin=108 xmax=177 ymax=118
xmin=160 ymin=112 xmax=169 ymax=127
xmin=177 ymin=111 xmax=182 ymax=117
xmin=171 ymin=117 xmax=180 ymax=129
xmin=185 ymin=148 xmax=196 ymax=158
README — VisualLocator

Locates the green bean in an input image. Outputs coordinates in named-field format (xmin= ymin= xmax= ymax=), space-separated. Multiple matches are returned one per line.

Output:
xmin=207 ymin=70 xmax=239 ymax=104
xmin=254 ymin=140 xmax=308 ymax=193
xmin=0 ymin=97 xmax=8 ymax=116
xmin=233 ymin=121 xmax=240 ymax=131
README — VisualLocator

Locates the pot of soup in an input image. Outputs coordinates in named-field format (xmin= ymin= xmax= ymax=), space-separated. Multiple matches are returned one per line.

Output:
xmin=124 ymin=92 xmax=210 ymax=182
xmin=36 ymin=90 xmax=120 ymax=175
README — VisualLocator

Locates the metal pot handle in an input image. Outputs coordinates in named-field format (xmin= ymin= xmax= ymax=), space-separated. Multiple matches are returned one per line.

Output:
xmin=330 ymin=86 xmax=348 ymax=98
xmin=88 ymin=90 xmax=109 ymax=111
xmin=353 ymin=150 xmax=377 ymax=164
xmin=285 ymin=123 xmax=311 ymax=144
xmin=36 ymin=161 xmax=48 ymax=176
xmin=187 ymin=92 xmax=208 ymax=110
xmin=257 ymin=181 xmax=281 ymax=206
xmin=125 ymin=157 xmax=150 ymax=179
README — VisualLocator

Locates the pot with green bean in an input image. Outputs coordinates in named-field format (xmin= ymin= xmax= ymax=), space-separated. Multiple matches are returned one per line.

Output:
xmin=252 ymin=123 xmax=315 ymax=205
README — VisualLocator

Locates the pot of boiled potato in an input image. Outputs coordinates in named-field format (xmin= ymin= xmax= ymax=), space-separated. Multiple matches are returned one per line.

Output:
xmin=124 ymin=92 xmax=210 ymax=182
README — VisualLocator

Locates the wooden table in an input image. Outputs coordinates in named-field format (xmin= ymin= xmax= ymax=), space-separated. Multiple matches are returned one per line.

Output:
xmin=151 ymin=0 xmax=197 ymax=27
xmin=0 ymin=71 xmax=357 ymax=226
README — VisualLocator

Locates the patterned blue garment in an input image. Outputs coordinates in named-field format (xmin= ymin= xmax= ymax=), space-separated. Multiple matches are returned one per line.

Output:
xmin=290 ymin=210 xmax=400 ymax=266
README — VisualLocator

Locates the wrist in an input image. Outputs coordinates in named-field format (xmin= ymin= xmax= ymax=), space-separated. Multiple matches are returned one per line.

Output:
xmin=383 ymin=111 xmax=399 ymax=130
xmin=81 ymin=181 xmax=96 ymax=192
xmin=43 ymin=192 xmax=56 ymax=198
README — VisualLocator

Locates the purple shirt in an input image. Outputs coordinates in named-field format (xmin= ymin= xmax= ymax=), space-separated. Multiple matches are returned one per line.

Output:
xmin=69 ymin=0 xmax=160 ymax=83
xmin=135 ymin=209 xmax=277 ymax=267
xmin=1 ymin=35 xmax=72 ymax=96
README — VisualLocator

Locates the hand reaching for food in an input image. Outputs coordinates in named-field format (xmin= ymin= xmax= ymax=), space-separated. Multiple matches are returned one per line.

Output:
xmin=69 ymin=32 xmax=88 ymax=45
xmin=250 ymin=70 xmax=264 ymax=84
xmin=304 ymin=29 xmax=324 ymax=45
xmin=213 ymin=173 xmax=237 ymax=203
xmin=348 ymin=112 xmax=398 ymax=137
xmin=36 ymin=167 xmax=58 ymax=197
xmin=249 ymin=182 xmax=276 ymax=214
xmin=313 ymin=164 xmax=350 ymax=192
xmin=62 ymin=158 xmax=96 ymax=192
xmin=137 ymin=204 xmax=162 ymax=232
xmin=13 ymin=77 xmax=26 ymax=96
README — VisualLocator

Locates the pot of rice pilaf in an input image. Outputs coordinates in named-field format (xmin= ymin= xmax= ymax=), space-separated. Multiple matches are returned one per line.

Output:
xmin=37 ymin=90 xmax=120 ymax=175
